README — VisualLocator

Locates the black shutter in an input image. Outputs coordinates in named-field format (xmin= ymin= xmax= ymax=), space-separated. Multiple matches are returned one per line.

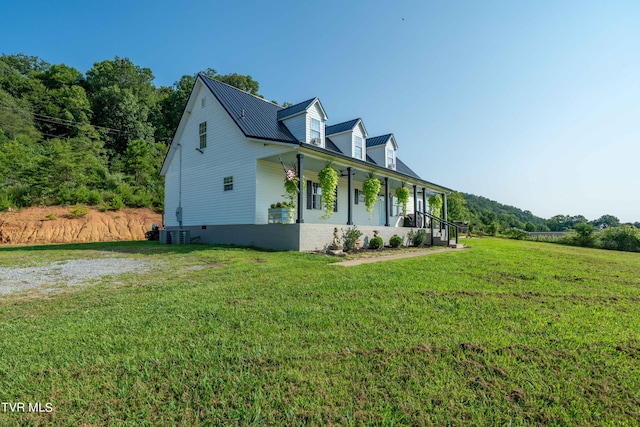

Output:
xmin=354 ymin=189 xmax=359 ymax=205
xmin=334 ymin=188 xmax=338 ymax=212
xmin=306 ymin=180 xmax=312 ymax=209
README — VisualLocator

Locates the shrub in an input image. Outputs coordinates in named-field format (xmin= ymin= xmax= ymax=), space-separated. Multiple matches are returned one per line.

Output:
xmin=98 ymin=203 xmax=111 ymax=212
xmin=598 ymin=225 xmax=640 ymax=252
xmin=573 ymin=223 xmax=596 ymax=247
xmin=369 ymin=236 xmax=384 ymax=249
xmin=73 ymin=185 xmax=90 ymax=204
xmin=0 ymin=192 xmax=13 ymax=211
xmin=507 ymin=228 xmax=529 ymax=240
xmin=44 ymin=213 xmax=56 ymax=220
xmin=87 ymin=189 xmax=103 ymax=205
xmin=69 ymin=204 xmax=88 ymax=219
xmin=408 ymin=229 xmax=427 ymax=246
xmin=116 ymin=184 xmax=134 ymax=205
xmin=342 ymin=226 xmax=363 ymax=252
xmin=110 ymin=195 xmax=125 ymax=211
xmin=389 ymin=235 xmax=403 ymax=248
xmin=485 ymin=222 xmax=499 ymax=236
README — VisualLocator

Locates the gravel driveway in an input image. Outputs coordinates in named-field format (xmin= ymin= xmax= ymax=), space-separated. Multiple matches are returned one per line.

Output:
xmin=0 ymin=258 xmax=151 ymax=295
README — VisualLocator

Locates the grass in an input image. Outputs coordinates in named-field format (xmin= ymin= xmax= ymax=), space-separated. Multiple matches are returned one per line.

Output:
xmin=0 ymin=238 xmax=639 ymax=425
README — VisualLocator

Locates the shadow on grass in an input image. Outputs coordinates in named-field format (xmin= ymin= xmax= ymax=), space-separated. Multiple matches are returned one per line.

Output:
xmin=0 ymin=240 xmax=283 ymax=256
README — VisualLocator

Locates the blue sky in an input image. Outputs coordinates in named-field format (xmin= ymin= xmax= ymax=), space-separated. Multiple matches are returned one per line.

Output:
xmin=2 ymin=0 xmax=639 ymax=222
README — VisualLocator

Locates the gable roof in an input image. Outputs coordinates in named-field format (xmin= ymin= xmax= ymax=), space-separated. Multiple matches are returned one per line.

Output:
xmin=395 ymin=158 xmax=421 ymax=180
xmin=277 ymin=97 xmax=327 ymax=121
xmin=199 ymin=74 xmax=298 ymax=143
xmin=325 ymin=137 xmax=343 ymax=154
xmin=325 ymin=118 xmax=361 ymax=135
xmin=366 ymin=134 xmax=393 ymax=147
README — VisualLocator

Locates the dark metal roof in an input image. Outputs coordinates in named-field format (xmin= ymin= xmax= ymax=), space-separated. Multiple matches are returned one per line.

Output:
xmin=199 ymin=75 xmax=298 ymax=143
xmin=276 ymin=98 xmax=316 ymax=120
xmin=325 ymin=137 xmax=343 ymax=154
xmin=366 ymin=154 xmax=377 ymax=164
xmin=395 ymin=158 xmax=421 ymax=180
xmin=325 ymin=118 xmax=361 ymax=135
xmin=366 ymin=134 xmax=393 ymax=147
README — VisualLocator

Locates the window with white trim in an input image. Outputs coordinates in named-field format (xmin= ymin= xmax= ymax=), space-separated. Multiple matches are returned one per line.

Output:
xmin=307 ymin=180 xmax=337 ymax=211
xmin=354 ymin=136 xmax=363 ymax=159
xmin=310 ymin=118 xmax=321 ymax=143
xmin=199 ymin=122 xmax=207 ymax=149
xmin=387 ymin=148 xmax=394 ymax=168
xmin=223 ymin=176 xmax=233 ymax=191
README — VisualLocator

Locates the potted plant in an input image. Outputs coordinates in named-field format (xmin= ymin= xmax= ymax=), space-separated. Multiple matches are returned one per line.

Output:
xmin=268 ymin=201 xmax=295 ymax=224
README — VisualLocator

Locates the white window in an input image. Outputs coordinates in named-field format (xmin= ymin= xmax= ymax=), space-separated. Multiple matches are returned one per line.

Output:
xmin=310 ymin=118 xmax=321 ymax=142
xmin=223 ymin=176 xmax=233 ymax=191
xmin=387 ymin=148 xmax=394 ymax=168
xmin=199 ymin=122 xmax=207 ymax=149
xmin=354 ymin=136 xmax=363 ymax=159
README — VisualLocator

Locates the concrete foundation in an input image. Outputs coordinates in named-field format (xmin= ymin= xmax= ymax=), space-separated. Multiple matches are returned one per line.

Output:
xmin=165 ymin=223 xmax=448 ymax=251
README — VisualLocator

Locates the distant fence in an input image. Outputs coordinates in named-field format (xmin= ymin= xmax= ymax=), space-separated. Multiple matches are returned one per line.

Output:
xmin=529 ymin=232 xmax=567 ymax=238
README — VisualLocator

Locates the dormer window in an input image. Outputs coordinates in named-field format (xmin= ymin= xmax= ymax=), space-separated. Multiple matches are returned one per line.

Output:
xmin=310 ymin=118 xmax=321 ymax=143
xmin=387 ymin=148 xmax=395 ymax=168
xmin=354 ymin=136 xmax=363 ymax=159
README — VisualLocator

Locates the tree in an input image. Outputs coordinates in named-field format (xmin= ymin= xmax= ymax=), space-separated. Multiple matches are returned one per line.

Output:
xmin=524 ymin=221 xmax=536 ymax=232
xmin=573 ymin=223 xmax=596 ymax=247
xmin=591 ymin=214 xmax=620 ymax=229
xmin=446 ymin=192 xmax=470 ymax=221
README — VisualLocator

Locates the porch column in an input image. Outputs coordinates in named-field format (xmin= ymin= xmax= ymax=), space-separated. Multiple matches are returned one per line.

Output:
xmin=296 ymin=154 xmax=304 ymax=223
xmin=442 ymin=192 xmax=448 ymax=223
xmin=413 ymin=185 xmax=418 ymax=227
xmin=347 ymin=167 xmax=353 ymax=225
xmin=384 ymin=177 xmax=390 ymax=227
xmin=422 ymin=188 xmax=427 ymax=229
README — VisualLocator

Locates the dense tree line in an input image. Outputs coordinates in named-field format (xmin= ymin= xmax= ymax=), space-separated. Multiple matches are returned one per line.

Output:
xmin=444 ymin=192 xmax=639 ymax=234
xmin=0 ymin=53 xmax=263 ymax=212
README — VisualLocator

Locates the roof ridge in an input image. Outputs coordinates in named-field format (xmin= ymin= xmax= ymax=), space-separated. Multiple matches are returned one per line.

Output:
xmin=198 ymin=73 xmax=282 ymax=110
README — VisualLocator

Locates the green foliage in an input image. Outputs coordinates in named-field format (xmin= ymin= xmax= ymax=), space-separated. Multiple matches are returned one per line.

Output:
xmin=506 ymin=227 xmax=529 ymax=240
xmin=341 ymin=226 xmax=363 ymax=252
xmin=87 ymin=189 xmax=103 ymax=205
xmin=389 ymin=235 xmax=403 ymax=248
xmin=485 ymin=222 xmax=499 ymax=236
xmin=317 ymin=162 xmax=338 ymax=219
xmin=395 ymin=184 xmax=410 ymax=217
xmin=573 ymin=223 xmax=597 ymax=247
xmin=598 ymin=225 xmax=640 ymax=252
xmin=408 ymin=229 xmax=427 ymax=246
xmin=446 ymin=192 xmax=470 ymax=221
xmin=110 ymin=195 xmax=124 ymax=211
xmin=362 ymin=173 xmax=381 ymax=217
xmin=44 ymin=213 xmax=56 ymax=220
xmin=69 ymin=204 xmax=88 ymax=218
xmin=524 ymin=221 xmax=536 ymax=232
xmin=368 ymin=236 xmax=384 ymax=249
xmin=0 ymin=192 xmax=13 ymax=211
xmin=428 ymin=194 xmax=442 ymax=218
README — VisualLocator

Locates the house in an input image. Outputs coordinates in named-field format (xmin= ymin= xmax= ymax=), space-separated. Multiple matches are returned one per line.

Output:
xmin=159 ymin=74 xmax=455 ymax=250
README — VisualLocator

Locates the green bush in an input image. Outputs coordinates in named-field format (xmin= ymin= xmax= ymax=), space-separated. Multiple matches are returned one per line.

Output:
xmin=408 ymin=229 xmax=427 ymax=246
xmin=389 ymin=235 xmax=403 ymax=248
xmin=507 ymin=228 xmax=529 ymax=240
xmin=69 ymin=204 xmax=89 ymax=219
xmin=369 ymin=236 xmax=384 ymax=249
xmin=87 ymin=189 xmax=103 ymax=205
xmin=599 ymin=226 xmax=640 ymax=252
xmin=116 ymin=184 xmax=134 ymax=205
xmin=110 ymin=195 xmax=125 ymax=211
xmin=44 ymin=213 xmax=56 ymax=220
xmin=0 ymin=192 xmax=13 ymax=211
xmin=486 ymin=222 xmax=499 ymax=236
xmin=73 ymin=185 xmax=90 ymax=204
xmin=573 ymin=223 xmax=596 ymax=247
xmin=342 ymin=226 xmax=363 ymax=252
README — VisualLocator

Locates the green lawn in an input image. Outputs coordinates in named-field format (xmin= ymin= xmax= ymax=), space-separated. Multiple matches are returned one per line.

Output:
xmin=1 ymin=238 xmax=639 ymax=426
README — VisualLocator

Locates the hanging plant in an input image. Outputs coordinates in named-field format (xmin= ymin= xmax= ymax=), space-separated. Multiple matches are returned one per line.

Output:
xmin=428 ymin=194 xmax=443 ymax=218
xmin=281 ymin=163 xmax=306 ymax=208
xmin=362 ymin=172 xmax=381 ymax=218
xmin=318 ymin=162 xmax=338 ymax=219
xmin=395 ymin=183 xmax=410 ymax=217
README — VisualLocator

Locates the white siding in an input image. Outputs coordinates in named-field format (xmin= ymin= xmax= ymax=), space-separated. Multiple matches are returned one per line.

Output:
xmin=164 ymin=84 xmax=292 ymax=227
xmin=352 ymin=123 xmax=366 ymax=160
xmin=328 ymin=132 xmax=351 ymax=156
xmin=305 ymin=102 xmax=325 ymax=147
xmin=367 ymin=140 xmax=395 ymax=168
xmin=282 ymin=114 xmax=306 ymax=142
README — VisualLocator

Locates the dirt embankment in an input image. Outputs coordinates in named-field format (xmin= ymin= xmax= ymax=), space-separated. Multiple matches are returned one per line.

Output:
xmin=0 ymin=206 xmax=162 ymax=245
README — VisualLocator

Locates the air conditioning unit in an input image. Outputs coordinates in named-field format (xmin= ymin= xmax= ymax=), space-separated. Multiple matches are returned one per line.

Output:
xmin=310 ymin=137 xmax=321 ymax=146
xmin=389 ymin=162 xmax=396 ymax=169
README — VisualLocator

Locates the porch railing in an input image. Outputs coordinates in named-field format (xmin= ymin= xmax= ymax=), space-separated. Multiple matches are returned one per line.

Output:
xmin=418 ymin=211 xmax=460 ymax=246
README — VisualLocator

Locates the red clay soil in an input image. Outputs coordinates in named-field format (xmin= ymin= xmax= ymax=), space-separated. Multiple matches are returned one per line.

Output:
xmin=0 ymin=206 xmax=162 ymax=245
